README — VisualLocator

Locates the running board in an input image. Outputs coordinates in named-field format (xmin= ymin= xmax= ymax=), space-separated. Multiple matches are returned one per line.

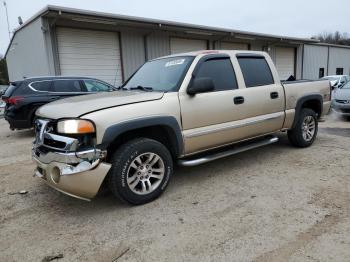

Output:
xmin=178 ymin=136 xmax=279 ymax=167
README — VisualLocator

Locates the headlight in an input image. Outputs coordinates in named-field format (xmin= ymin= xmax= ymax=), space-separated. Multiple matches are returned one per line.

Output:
xmin=57 ymin=119 xmax=95 ymax=134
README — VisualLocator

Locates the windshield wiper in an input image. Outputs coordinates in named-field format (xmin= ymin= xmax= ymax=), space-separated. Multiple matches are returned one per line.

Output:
xmin=116 ymin=86 xmax=128 ymax=91
xmin=129 ymin=85 xmax=153 ymax=92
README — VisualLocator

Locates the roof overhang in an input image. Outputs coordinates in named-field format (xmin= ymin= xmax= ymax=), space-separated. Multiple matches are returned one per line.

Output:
xmin=5 ymin=5 xmax=320 ymax=57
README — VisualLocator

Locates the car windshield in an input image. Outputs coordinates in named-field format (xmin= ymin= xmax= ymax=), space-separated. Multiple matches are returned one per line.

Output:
xmin=123 ymin=56 xmax=194 ymax=92
xmin=341 ymin=82 xmax=350 ymax=89
xmin=322 ymin=76 xmax=340 ymax=81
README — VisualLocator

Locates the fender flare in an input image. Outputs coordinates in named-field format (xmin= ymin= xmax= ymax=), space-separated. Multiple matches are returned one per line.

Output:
xmin=292 ymin=94 xmax=323 ymax=128
xmin=100 ymin=116 xmax=183 ymax=157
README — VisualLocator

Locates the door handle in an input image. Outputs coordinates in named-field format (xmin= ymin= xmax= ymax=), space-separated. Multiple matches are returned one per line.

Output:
xmin=270 ymin=92 xmax=279 ymax=99
xmin=233 ymin=96 xmax=244 ymax=105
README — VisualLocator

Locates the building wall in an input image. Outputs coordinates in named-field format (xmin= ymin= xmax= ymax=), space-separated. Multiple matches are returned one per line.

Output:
xmin=328 ymin=47 xmax=350 ymax=76
xmin=146 ymin=31 xmax=170 ymax=60
xmin=303 ymin=45 xmax=328 ymax=80
xmin=120 ymin=30 xmax=146 ymax=80
xmin=295 ymin=45 xmax=303 ymax=79
xmin=6 ymin=18 xmax=52 ymax=81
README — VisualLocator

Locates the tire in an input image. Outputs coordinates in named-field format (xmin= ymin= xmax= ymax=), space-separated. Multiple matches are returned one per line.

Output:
xmin=288 ymin=108 xmax=318 ymax=148
xmin=108 ymin=138 xmax=173 ymax=205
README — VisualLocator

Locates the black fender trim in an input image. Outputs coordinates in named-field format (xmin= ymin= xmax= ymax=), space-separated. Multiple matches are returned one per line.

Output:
xmin=292 ymin=94 xmax=323 ymax=128
xmin=100 ymin=116 xmax=183 ymax=157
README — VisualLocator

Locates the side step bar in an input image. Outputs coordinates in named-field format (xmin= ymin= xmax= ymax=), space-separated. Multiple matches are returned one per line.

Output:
xmin=178 ymin=136 xmax=279 ymax=167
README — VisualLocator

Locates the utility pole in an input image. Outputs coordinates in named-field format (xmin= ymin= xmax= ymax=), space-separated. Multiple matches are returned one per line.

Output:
xmin=3 ymin=1 xmax=11 ymax=39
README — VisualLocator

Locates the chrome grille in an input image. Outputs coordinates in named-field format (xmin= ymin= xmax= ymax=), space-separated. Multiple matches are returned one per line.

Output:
xmin=33 ymin=119 xmax=79 ymax=152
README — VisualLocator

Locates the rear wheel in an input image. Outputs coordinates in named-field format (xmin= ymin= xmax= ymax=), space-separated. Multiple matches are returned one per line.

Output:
xmin=288 ymin=108 xmax=318 ymax=147
xmin=108 ymin=138 xmax=173 ymax=205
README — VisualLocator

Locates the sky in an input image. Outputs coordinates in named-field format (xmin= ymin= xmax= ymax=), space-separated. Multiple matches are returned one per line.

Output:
xmin=1 ymin=0 xmax=350 ymax=56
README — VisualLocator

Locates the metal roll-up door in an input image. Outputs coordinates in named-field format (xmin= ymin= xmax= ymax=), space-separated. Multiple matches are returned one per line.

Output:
xmin=170 ymin=38 xmax=207 ymax=54
xmin=56 ymin=27 xmax=122 ymax=85
xmin=221 ymin=42 xmax=249 ymax=50
xmin=275 ymin=47 xmax=295 ymax=80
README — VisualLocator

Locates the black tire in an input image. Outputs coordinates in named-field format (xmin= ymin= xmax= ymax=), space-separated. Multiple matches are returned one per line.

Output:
xmin=288 ymin=108 xmax=318 ymax=148
xmin=108 ymin=138 xmax=173 ymax=205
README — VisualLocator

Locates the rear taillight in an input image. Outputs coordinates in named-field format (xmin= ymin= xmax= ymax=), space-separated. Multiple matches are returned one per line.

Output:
xmin=4 ymin=96 xmax=24 ymax=105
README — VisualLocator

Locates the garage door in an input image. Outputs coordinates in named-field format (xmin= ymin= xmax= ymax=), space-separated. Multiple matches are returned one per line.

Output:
xmin=56 ymin=27 xmax=122 ymax=85
xmin=275 ymin=47 xmax=295 ymax=80
xmin=221 ymin=42 xmax=248 ymax=50
xmin=170 ymin=38 xmax=207 ymax=54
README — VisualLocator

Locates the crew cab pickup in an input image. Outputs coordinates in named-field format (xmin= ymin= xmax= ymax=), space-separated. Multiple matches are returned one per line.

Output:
xmin=32 ymin=50 xmax=331 ymax=204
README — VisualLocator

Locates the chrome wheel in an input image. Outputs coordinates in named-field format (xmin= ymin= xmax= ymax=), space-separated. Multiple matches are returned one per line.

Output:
xmin=126 ymin=152 xmax=165 ymax=195
xmin=302 ymin=116 xmax=316 ymax=142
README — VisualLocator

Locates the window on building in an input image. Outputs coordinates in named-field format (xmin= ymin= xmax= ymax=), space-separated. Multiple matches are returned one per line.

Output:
xmin=336 ymin=68 xmax=344 ymax=75
xmin=194 ymin=58 xmax=238 ymax=91
xmin=237 ymin=57 xmax=274 ymax=87
xmin=30 ymin=81 xmax=52 ymax=92
xmin=319 ymin=68 xmax=325 ymax=78
xmin=53 ymin=80 xmax=82 ymax=92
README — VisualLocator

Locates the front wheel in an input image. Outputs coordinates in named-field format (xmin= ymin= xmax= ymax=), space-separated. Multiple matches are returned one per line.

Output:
xmin=108 ymin=138 xmax=173 ymax=205
xmin=288 ymin=108 xmax=318 ymax=147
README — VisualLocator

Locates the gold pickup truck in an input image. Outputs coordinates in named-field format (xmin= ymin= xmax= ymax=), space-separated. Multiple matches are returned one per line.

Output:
xmin=32 ymin=50 xmax=331 ymax=204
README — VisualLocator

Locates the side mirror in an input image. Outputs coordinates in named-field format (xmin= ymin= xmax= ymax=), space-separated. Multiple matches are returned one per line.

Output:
xmin=187 ymin=77 xmax=215 ymax=95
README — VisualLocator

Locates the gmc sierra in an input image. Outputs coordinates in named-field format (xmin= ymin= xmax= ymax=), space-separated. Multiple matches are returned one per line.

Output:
xmin=32 ymin=50 xmax=331 ymax=205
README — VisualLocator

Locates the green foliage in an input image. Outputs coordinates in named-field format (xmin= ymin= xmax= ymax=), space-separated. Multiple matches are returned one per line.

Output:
xmin=0 ymin=58 xmax=9 ymax=85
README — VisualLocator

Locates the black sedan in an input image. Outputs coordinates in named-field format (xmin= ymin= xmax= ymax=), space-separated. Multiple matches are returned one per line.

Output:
xmin=1 ymin=76 xmax=116 ymax=130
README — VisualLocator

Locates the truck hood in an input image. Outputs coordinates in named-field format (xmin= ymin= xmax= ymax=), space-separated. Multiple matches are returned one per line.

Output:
xmin=333 ymin=88 xmax=350 ymax=101
xmin=36 ymin=91 xmax=164 ymax=119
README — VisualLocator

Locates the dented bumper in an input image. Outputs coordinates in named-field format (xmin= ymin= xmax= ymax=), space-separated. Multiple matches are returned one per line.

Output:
xmin=32 ymin=147 xmax=111 ymax=200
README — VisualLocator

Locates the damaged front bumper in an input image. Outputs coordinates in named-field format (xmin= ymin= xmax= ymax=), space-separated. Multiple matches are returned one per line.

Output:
xmin=32 ymin=120 xmax=111 ymax=201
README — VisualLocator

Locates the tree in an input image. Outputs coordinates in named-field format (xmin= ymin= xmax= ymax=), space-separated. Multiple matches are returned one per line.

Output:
xmin=313 ymin=31 xmax=350 ymax=46
xmin=0 ymin=57 xmax=9 ymax=85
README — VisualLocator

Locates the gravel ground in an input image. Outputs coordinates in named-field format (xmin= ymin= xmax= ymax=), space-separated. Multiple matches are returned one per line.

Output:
xmin=0 ymin=113 xmax=349 ymax=262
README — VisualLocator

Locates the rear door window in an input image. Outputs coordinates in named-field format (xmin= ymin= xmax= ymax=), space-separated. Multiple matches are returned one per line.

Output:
xmin=237 ymin=56 xmax=274 ymax=87
xmin=52 ymin=80 xmax=83 ymax=93
xmin=3 ymin=84 xmax=17 ymax=97
xmin=30 ymin=81 xmax=52 ymax=92
xmin=195 ymin=58 xmax=238 ymax=91
xmin=3 ymin=81 xmax=29 ymax=97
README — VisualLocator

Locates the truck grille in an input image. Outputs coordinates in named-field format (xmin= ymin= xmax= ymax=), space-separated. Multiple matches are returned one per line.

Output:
xmin=34 ymin=119 xmax=79 ymax=151
xmin=335 ymin=99 xmax=350 ymax=104
xmin=341 ymin=108 xmax=350 ymax=113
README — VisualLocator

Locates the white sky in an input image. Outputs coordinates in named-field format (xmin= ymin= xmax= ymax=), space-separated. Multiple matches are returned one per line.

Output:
xmin=1 ymin=0 xmax=350 ymax=56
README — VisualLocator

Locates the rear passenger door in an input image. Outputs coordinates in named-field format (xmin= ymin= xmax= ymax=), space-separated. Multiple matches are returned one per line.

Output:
xmin=52 ymin=79 xmax=85 ymax=98
xmin=234 ymin=53 xmax=285 ymax=136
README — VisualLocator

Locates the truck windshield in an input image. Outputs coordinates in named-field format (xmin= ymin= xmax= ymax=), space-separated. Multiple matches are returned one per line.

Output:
xmin=123 ymin=56 xmax=194 ymax=92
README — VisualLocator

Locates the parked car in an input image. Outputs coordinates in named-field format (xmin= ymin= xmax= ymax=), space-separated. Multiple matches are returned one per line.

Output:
xmin=332 ymin=81 xmax=350 ymax=117
xmin=1 ymin=76 xmax=116 ymax=130
xmin=0 ymin=101 xmax=5 ymax=118
xmin=321 ymin=75 xmax=350 ymax=89
xmin=32 ymin=50 xmax=331 ymax=204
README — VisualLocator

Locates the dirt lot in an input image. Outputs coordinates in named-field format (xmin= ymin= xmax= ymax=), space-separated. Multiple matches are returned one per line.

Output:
xmin=0 ymin=113 xmax=349 ymax=262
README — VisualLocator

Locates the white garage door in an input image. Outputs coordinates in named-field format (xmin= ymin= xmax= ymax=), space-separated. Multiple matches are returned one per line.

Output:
xmin=170 ymin=38 xmax=207 ymax=54
xmin=275 ymin=47 xmax=295 ymax=80
xmin=56 ymin=27 xmax=122 ymax=85
xmin=221 ymin=42 xmax=248 ymax=50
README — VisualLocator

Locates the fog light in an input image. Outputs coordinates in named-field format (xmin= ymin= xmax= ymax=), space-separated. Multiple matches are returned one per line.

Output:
xmin=51 ymin=166 xmax=61 ymax=184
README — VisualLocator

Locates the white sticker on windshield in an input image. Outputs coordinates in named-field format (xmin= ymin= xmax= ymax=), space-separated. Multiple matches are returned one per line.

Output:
xmin=165 ymin=59 xmax=186 ymax=67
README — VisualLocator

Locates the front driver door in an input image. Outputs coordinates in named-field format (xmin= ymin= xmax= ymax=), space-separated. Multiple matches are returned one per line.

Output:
xmin=179 ymin=54 xmax=244 ymax=154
